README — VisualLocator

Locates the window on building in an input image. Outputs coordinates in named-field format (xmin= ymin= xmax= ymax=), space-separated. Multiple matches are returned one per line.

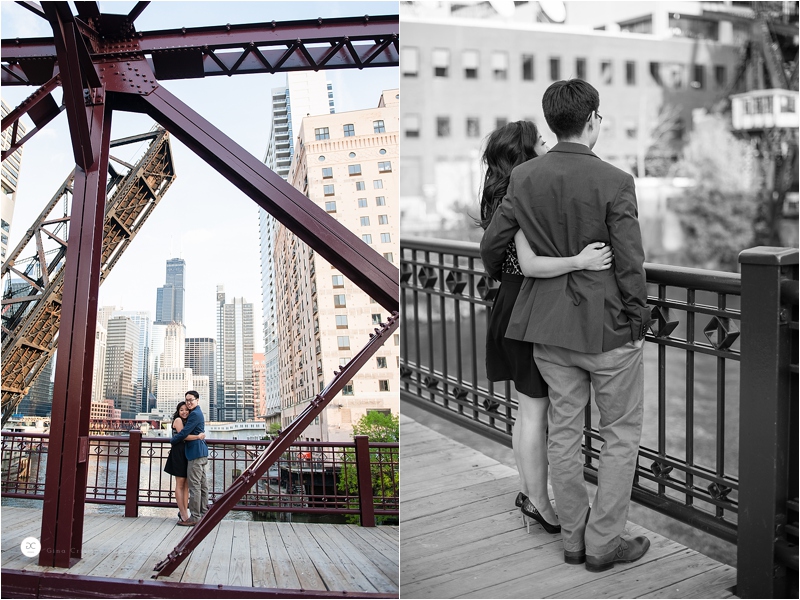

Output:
xmin=491 ymin=51 xmax=508 ymax=80
xmin=339 ymin=357 xmax=349 ymax=367
xmin=325 ymin=201 xmax=336 ymax=212
xmin=404 ymin=114 xmax=420 ymax=138
xmin=626 ymin=61 xmax=636 ymax=85
xmin=649 ymin=62 xmax=662 ymax=85
xmin=378 ymin=161 xmax=392 ymax=172
xmin=600 ymin=60 xmax=612 ymax=84
xmin=576 ymin=58 xmax=586 ymax=80
xmin=376 ymin=196 xmax=386 ymax=206
xmin=348 ymin=164 xmax=362 ymax=176
xmin=337 ymin=336 xmax=350 ymax=350
xmin=401 ymin=46 xmax=418 ymax=77
xmin=378 ymin=214 xmax=389 ymax=225
xmin=522 ymin=54 xmax=534 ymax=81
xmin=334 ymin=294 xmax=346 ymax=307
xmin=362 ymin=234 xmax=372 ymax=244
xmin=356 ymin=181 xmax=365 ymax=191
xmin=463 ymin=50 xmax=479 ymax=79
xmin=332 ymin=275 xmax=344 ymax=288
xmin=437 ymin=116 xmax=450 ymax=137
xmin=692 ymin=64 xmax=705 ymax=89
xmin=343 ymin=124 xmax=355 ymax=136
xmin=433 ymin=48 xmax=449 ymax=77
xmin=342 ymin=381 xmax=354 ymax=394
xmin=1 ymin=220 xmax=10 ymax=232
xmin=376 ymin=356 xmax=387 ymax=368
xmin=379 ymin=380 xmax=390 ymax=392
xmin=322 ymin=167 xmax=333 ymax=178
xmin=380 ymin=233 xmax=391 ymax=243
xmin=323 ymin=184 xmax=335 ymax=196
xmin=466 ymin=117 xmax=480 ymax=138
xmin=714 ymin=65 xmax=726 ymax=89
xmin=315 ymin=127 xmax=329 ymax=140
xmin=371 ymin=313 xmax=383 ymax=325
xmin=383 ymin=252 xmax=393 ymax=262
xmin=496 ymin=117 xmax=508 ymax=130
xmin=335 ymin=315 xmax=348 ymax=329
xmin=550 ymin=57 xmax=560 ymax=81
xmin=360 ymin=216 xmax=370 ymax=226
xmin=373 ymin=180 xmax=383 ymax=189
xmin=358 ymin=198 xmax=368 ymax=208
xmin=394 ymin=334 xmax=399 ymax=345
xmin=373 ymin=120 xmax=385 ymax=133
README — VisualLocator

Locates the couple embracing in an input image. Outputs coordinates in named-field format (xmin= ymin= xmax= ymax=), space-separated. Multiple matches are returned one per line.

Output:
xmin=479 ymin=79 xmax=652 ymax=572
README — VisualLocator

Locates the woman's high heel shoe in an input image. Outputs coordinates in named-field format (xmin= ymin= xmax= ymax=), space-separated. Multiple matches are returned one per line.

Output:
xmin=514 ymin=492 xmax=527 ymax=508
xmin=521 ymin=498 xmax=561 ymax=534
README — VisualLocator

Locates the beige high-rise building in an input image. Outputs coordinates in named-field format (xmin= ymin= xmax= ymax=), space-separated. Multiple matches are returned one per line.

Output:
xmin=276 ymin=89 xmax=399 ymax=442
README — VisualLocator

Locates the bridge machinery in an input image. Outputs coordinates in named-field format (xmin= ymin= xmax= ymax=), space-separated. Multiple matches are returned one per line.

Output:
xmin=1 ymin=129 xmax=176 ymax=425
xmin=1 ymin=1 xmax=399 ymax=576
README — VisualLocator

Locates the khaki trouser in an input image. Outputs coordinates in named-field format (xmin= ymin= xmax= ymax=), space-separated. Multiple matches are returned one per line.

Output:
xmin=187 ymin=456 xmax=209 ymax=519
xmin=534 ymin=339 xmax=644 ymax=556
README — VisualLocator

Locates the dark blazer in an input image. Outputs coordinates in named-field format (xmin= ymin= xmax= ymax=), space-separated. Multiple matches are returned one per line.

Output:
xmin=480 ymin=142 xmax=650 ymax=353
xmin=171 ymin=406 xmax=208 ymax=461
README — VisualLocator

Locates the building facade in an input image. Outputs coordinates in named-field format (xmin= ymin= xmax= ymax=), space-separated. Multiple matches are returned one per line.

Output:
xmin=216 ymin=286 xmax=255 ymax=421
xmin=1 ymin=99 xmax=26 ymax=264
xmin=252 ymin=352 xmax=266 ymax=420
xmin=399 ymin=8 xmax=742 ymax=233
xmin=155 ymin=258 xmax=186 ymax=324
xmin=185 ymin=337 xmax=216 ymax=411
xmin=259 ymin=71 xmax=336 ymax=431
xmin=113 ymin=310 xmax=151 ymax=413
xmin=91 ymin=324 xmax=107 ymax=405
xmin=103 ymin=316 xmax=140 ymax=418
xmin=17 ymin=356 xmax=53 ymax=417
xmin=276 ymin=89 xmax=400 ymax=441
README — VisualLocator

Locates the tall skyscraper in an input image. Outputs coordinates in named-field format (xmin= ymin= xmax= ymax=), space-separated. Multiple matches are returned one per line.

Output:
xmin=91 ymin=324 xmax=107 ymax=405
xmin=155 ymin=258 xmax=186 ymax=324
xmin=17 ymin=357 xmax=53 ymax=417
xmin=150 ymin=321 xmax=185 ymax=403
xmin=113 ymin=310 xmax=151 ymax=412
xmin=276 ymin=89 xmax=400 ymax=441
xmin=216 ymin=286 xmax=255 ymax=422
xmin=252 ymin=352 xmax=266 ymax=419
xmin=155 ymin=322 xmax=189 ymax=414
xmin=186 ymin=337 xmax=216 ymax=411
xmin=1 ymin=99 xmax=26 ymax=264
xmin=104 ymin=316 xmax=140 ymax=418
xmin=259 ymin=72 xmax=336 ymax=431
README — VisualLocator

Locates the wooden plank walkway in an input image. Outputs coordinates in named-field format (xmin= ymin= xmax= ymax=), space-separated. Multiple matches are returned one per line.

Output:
xmin=1 ymin=507 xmax=398 ymax=595
xmin=399 ymin=414 xmax=738 ymax=599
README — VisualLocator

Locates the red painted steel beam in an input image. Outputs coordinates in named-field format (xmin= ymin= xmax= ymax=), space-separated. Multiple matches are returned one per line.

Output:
xmin=2 ymin=15 xmax=399 ymax=85
xmin=154 ymin=313 xmax=399 ymax=578
xmin=39 ymin=100 xmax=110 ymax=567
xmin=102 ymin=64 xmax=398 ymax=311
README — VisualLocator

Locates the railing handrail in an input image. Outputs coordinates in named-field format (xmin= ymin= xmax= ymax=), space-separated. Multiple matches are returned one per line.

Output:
xmin=401 ymin=235 xmax=743 ymax=294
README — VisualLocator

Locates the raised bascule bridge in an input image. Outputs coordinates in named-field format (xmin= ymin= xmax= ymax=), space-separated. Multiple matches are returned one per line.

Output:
xmin=1 ymin=2 xmax=399 ymax=597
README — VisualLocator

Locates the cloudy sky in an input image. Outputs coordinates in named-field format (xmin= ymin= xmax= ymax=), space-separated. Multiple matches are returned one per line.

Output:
xmin=2 ymin=1 xmax=399 ymax=351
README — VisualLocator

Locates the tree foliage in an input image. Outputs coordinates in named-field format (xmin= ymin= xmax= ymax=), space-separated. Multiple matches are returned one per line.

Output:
xmin=337 ymin=411 xmax=399 ymax=525
xmin=670 ymin=112 xmax=762 ymax=270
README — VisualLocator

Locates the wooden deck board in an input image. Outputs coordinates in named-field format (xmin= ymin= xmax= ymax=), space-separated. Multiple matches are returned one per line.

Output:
xmin=1 ymin=506 xmax=397 ymax=594
xmin=400 ymin=415 xmax=736 ymax=599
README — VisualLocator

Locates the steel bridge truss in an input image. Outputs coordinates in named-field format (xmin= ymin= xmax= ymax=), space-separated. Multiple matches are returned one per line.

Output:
xmin=1 ymin=1 xmax=399 ymax=577
xmin=1 ymin=128 xmax=176 ymax=425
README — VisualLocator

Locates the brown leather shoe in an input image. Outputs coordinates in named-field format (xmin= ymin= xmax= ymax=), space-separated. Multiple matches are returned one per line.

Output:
xmin=177 ymin=518 xmax=198 ymax=527
xmin=585 ymin=535 xmax=650 ymax=572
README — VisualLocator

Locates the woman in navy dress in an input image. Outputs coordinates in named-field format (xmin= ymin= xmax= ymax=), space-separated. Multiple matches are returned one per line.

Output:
xmin=480 ymin=121 xmax=612 ymax=532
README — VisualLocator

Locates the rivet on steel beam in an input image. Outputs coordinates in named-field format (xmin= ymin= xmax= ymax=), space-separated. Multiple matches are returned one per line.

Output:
xmin=226 ymin=23 xmax=231 ymax=31
xmin=271 ymin=21 xmax=276 ymax=28
xmin=182 ymin=27 xmax=186 ymax=34
xmin=364 ymin=15 xmax=370 ymax=21
xmin=318 ymin=17 xmax=323 ymax=25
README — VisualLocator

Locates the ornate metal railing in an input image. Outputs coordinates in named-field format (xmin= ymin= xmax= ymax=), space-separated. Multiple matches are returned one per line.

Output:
xmin=0 ymin=433 xmax=398 ymax=525
xmin=401 ymin=236 xmax=797 ymax=598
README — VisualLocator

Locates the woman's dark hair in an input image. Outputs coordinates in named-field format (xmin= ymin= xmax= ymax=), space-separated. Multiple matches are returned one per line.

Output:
xmin=172 ymin=401 xmax=188 ymax=422
xmin=478 ymin=120 xmax=541 ymax=229
xmin=542 ymin=79 xmax=599 ymax=139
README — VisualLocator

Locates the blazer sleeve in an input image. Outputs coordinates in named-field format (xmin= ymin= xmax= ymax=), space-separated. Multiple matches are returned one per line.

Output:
xmin=170 ymin=411 xmax=199 ymax=444
xmin=479 ymin=175 xmax=520 ymax=281
xmin=606 ymin=176 xmax=651 ymax=340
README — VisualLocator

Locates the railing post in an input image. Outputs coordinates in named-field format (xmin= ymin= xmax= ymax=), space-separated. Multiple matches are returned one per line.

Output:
xmin=354 ymin=435 xmax=375 ymax=527
xmin=124 ymin=431 xmax=142 ymax=518
xmin=737 ymin=246 xmax=798 ymax=599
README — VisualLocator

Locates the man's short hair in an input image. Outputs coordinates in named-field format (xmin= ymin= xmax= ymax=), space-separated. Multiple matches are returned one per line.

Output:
xmin=542 ymin=79 xmax=600 ymax=139
xmin=185 ymin=390 xmax=200 ymax=399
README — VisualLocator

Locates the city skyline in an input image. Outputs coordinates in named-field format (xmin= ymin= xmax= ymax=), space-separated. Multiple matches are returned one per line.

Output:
xmin=0 ymin=1 xmax=399 ymax=348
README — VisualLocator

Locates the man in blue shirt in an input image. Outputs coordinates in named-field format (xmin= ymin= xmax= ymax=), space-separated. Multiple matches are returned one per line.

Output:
xmin=172 ymin=390 xmax=208 ymax=525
